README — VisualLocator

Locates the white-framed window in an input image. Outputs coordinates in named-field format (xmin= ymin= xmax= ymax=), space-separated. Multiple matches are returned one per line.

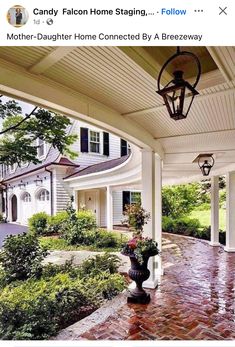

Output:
xmin=22 ymin=192 xmax=31 ymax=202
xmin=130 ymin=191 xmax=141 ymax=204
xmin=38 ymin=189 xmax=50 ymax=201
xmin=20 ymin=161 xmax=28 ymax=168
xmin=37 ymin=138 xmax=46 ymax=158
xmin=89 ymin=130 xmax=100 ymax=153
xmin=9 ymin=163 xmax=16 ymax=174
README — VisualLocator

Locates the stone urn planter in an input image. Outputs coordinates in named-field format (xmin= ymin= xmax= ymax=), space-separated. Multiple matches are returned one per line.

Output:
xmin=121 ymin=203 xmax=159 ymax=304
xmin=127 ymin=254 xmax=151 ymax=304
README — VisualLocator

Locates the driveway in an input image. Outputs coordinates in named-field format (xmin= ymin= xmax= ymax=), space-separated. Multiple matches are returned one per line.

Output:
xmin=0 ymin=223 xmax=27 ymax=248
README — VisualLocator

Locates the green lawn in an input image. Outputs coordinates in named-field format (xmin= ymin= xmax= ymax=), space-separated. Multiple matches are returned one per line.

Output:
xmin=190 ymin=209 xmax=226 ymax=230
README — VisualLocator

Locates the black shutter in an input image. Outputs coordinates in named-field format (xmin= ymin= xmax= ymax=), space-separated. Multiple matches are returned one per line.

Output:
xmin=122 ymin=191 xmax=130 ymax=212
xmin=103 ymin=132 xmax=109 ymax=156
xmin=121 ymin=139 xmax=128 ymax=157
xmin=80 ymin=128 xmax=88 ymax=153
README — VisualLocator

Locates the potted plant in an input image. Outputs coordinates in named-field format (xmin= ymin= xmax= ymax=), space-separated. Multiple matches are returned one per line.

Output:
xmin=121 ymin=203 xmax=159 ymax=304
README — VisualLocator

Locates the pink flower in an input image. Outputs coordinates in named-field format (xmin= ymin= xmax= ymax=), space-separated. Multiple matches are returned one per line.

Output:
xmin=128 ymin=238 xmax=137 ymax=249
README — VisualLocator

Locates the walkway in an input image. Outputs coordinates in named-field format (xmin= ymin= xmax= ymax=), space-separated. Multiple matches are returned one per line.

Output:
xmin=56 ymin=233 xmax=235 ymax=340
xmin=0 ymin=223 xmax=27 ymax=248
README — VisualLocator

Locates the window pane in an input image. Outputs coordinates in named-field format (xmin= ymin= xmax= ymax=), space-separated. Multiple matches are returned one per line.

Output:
xmin=90 ymin=143 xmax=100 ymax=153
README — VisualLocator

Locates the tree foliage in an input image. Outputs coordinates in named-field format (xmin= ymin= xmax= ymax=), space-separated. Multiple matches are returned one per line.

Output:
xmin=162 ymin=183 xmax=200 ymax=218
xmin=0 ymin=99 xmax=77 ymax=166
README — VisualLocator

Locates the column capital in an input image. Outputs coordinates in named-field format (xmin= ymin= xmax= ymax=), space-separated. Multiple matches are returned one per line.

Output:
xmin=140 ymin=148 xmax=154 ymax=154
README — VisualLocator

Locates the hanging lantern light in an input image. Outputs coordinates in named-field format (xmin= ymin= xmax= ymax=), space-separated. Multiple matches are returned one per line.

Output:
xmin=156 ymin=47 xmax=201 ymax=120
xmin=198 ymin=154 xmax=215 ymax=176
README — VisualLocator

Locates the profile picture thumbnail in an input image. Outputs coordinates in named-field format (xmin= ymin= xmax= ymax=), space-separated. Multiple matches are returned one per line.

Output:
xmin=7 ymin=5 xmax=29 ymax=27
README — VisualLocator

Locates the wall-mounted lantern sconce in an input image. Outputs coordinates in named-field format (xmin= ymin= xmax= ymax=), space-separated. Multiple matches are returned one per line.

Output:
xmin=18 ymin=180 xmax=26 ymax=189
xmin=34 ymin=175 xmax=43 ymax=186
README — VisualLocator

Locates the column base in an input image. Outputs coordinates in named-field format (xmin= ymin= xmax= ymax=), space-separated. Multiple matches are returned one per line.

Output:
xmin=224 ymin=247 xmax=235 ymax=252
xmin=209 ymin=241 xmax=220 ymax=247
xmin=143 ymin=277 xmax=158 ymax=289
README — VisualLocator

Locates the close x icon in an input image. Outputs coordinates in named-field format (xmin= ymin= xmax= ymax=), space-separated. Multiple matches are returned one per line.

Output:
xmin=219 ymin=6 xmax=228 ymax=15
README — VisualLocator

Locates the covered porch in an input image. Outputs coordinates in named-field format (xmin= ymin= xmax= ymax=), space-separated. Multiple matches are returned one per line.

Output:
xmin=0 ymin=46 xmax=235 ymax=290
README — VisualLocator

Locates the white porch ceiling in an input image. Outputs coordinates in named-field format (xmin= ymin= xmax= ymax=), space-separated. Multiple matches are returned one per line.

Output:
xmin=0 ymin=45 xmax=234 ymax=185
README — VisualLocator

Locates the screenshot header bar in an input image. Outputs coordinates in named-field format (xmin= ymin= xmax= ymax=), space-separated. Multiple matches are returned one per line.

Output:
xmin=0 ymin=0 xmax=234 ymax=45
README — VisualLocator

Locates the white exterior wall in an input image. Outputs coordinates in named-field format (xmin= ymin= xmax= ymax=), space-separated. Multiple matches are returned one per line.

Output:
xmin=4 ymin=120 xmax=128 ymax=225
xmin=70 ymin=120 xmax=122 ymax=168
xmin=113 ymin=191 xmax=124 ymax=225
xmin=7 ymin=171 xmax=51 ymax=225
xmin=54 ymin=167 xmax=73 ymax=213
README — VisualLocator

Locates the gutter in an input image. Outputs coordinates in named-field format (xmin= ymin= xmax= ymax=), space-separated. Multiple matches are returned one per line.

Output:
xmin=45 ymin=167 xmax=54 ymax=216
xmin=3 ymin=162 xmax=79 ymax=183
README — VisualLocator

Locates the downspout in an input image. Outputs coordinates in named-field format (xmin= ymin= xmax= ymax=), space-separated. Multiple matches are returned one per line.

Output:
xmin=0 ymin=182 xmax=8 ymax=221
xmin=45 ymin=167 xmax=54 ymax=216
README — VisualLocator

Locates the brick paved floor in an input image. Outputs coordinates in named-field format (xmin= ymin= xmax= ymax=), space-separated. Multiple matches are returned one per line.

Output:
xmin=75 ymin=234 xmax=235 ymax=340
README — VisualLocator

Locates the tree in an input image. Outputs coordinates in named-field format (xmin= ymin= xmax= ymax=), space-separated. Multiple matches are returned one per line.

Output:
xmin=0 ymin=98 xmax=77 ymax=166
xmin=162 ymin=183 xmax=200 ymax=218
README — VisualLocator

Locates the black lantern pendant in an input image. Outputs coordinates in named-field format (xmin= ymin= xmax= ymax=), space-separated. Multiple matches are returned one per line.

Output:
xmin=198 ymin=155 xmax=215 ymax=176
xmin=157 ymin=47 xmax=201 ymax=120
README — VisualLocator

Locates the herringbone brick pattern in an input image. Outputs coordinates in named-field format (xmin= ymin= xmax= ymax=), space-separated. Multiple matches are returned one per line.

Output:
xmin=80 ymin=234 xmax=235 ymax=340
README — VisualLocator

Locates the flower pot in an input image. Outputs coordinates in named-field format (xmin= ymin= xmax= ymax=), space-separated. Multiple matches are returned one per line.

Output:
xmin=127 ymin=255 xmax=151 ymax=304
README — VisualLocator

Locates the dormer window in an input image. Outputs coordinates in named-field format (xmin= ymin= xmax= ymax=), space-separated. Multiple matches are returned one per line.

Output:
xmin=9 ymin=163 xmax=16 ymax=174
xmin=37 ymin=138 xmax=46 ymax=158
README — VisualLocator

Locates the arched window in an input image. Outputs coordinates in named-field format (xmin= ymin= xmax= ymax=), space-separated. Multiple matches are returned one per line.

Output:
xmin=38 ymin=189 xmax=50 ymax=201
xmin=22 ymin=192 xmax=31 ymax=202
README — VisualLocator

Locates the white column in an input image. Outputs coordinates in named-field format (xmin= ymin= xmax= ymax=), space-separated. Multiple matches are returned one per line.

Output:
xmin=225 ymin=172 xmax=235 ymax=252
xmin=106 ymin=186 xmax=113 ymax=230
xmin=141 ymin=149 xmax=162 ymax=289
xmin=210 ymin=176 xmax=220 ymax=246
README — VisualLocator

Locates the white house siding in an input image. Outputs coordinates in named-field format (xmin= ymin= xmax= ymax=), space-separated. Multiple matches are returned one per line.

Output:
xmin=54 ymin=167 xmax=72 ymax=213
xmin=113 ymin=191 xmax=124 ymax=225
xmin=70 ymin=120 xmax=122 ymax=169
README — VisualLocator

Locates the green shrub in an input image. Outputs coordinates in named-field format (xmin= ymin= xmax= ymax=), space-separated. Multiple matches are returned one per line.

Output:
xmin=28 ymin=212 xmax=50 ymax=236
xmin=0 ymin=213 xmax=4 ymax=223
xmin=83 ymin=273 xmax=125 ymax=301
xmin=0 ymin=255 xmax=126 ymax=340
xmin=162 ymin=216 xmax=176 ymax=233
xmin=194 ymin=226 xmax=226 ymax=245
xmin=77 ymin=209 xmax=97 ymax=231
xmin=78 ymin=229 xmax=121 ymax=249
xmin=48 ymin=211 xmax=68 ymax=234
xmin=162 ymin=216 xmax=201 ymax=236
xmin=60 ymin=200 xmax=84 ymax=245
xmin=0 ymin=233 xmax=47 ymax=283
xmin=0 ymin=273 xmax=90 ymax=340
xmin=79 ymin=253 xmax=121 ymax=277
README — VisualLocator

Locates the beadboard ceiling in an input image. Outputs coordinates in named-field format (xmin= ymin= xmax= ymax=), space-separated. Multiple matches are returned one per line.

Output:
xmin=0 ymin=46 xmax=234 ymax=184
